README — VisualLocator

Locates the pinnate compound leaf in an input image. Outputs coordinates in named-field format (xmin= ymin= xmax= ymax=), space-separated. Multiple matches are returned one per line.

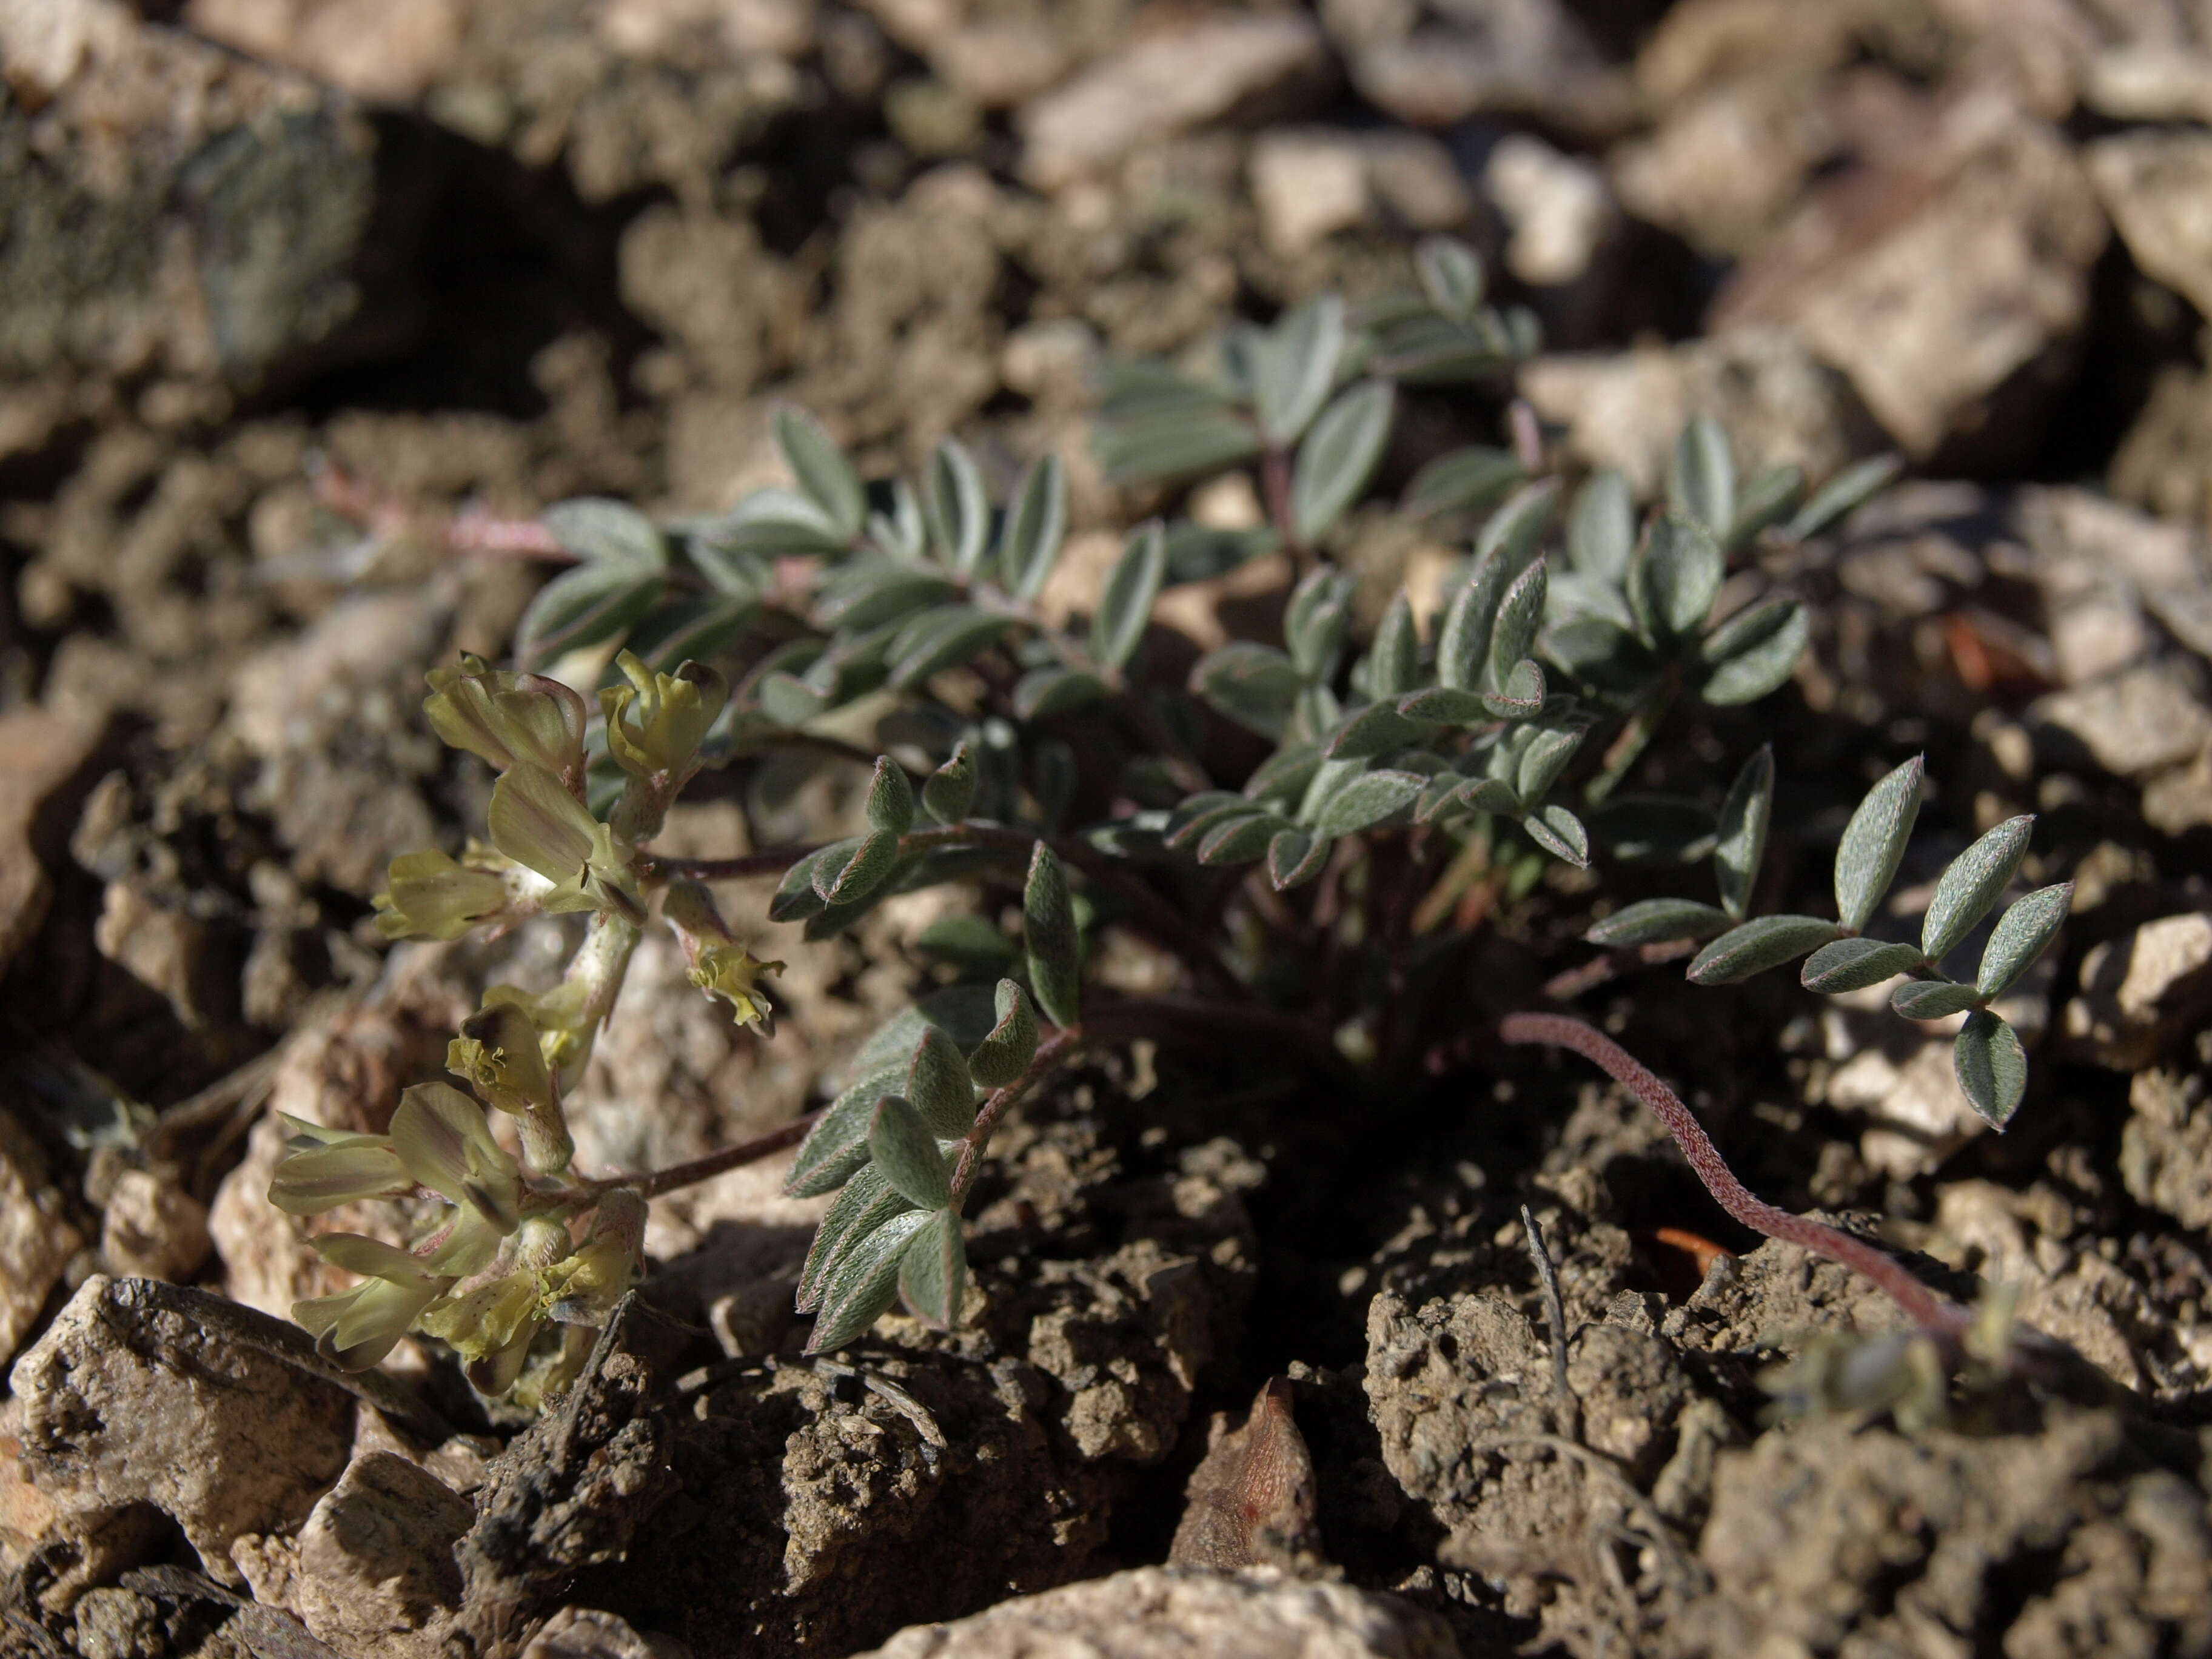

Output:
xmin=1977 ymin=882 xmax=2072 ymax=1000
xmin=1267 ymin=828 xmax=1331 ymax=890
xmin=813 ymin=830 xmax=900 ymax=906
xmin=1834 ymin=755 xmax=1924 ymax=933
xmin=1800 ymin=937 xmax=1924 ymax=993
xmin=783 ymin=1066 xmax=905 ymax=1198
xmin=1891 ymin=979 xmax=1982 ymax=1019
xmin=1666 ymin=415 xmax=1735 ymax=539
xmin=1314 ymin=769 xmax=1424 ymax=837
xmin=907 ymin=1027 xmax=977 ymax=1138
xmin=1523 ymin=803 xmax=1589 ymax=868
xmin=1785 ymin=452 xmax=1903 ymax=542
xmin=1023 ymin=842 xmax=1081 ymax=1028
xmin=868 ymin=1096 xmax=952 ymax=1209
xmin=1193 ymin=642 xmax=1304 ymax=739
xmin=541 ymin=497 xmax=666 ymax=571
xmin=1922 ymin=815 xmax=2033 ymax=964
xmin=968 ymin=979 xmax=1039 ymax=1088
xmin=774 ymin=407 xmax=865 ymax=539
xmin=1586 ymin=898 xmax=1731 ymax=948
xmin=1698 ymin=598 xmax=1809 ymax=706
xmin=1953 ymin=1011 xmax=2026 ymax=1129
xmin=1403 ymin=446 xmax=1522 ymax=518
xmin=1255 ymin=295 xmax=1346 ymax=444
xmin=999 ymin=453 xmax=1069 ymax=600
xmin=1629 ymin=509 xmax=1723 ymax=642
xmin=899 ymin=1209 xmax=967 ymax=1329
xmin=1713 ymin=745 xmax=1774 ymax=921
xmin=923 ymin=743 xmax=977 ymax=824
xmin=1567 ymin=469 xmax=1635 ymax=584
xmin=807 ymin=1208 xmax=932 ymax=1351
xmin=1292 ymin=381 xmax=1394 ymax=544
xmin=1687 ymin=915 xmax=1841 ymax=985
xmin=924 ymin=438 xmax=990 ymax=575
xmin=1093 ymin=522 xmax=1166 ymax=672
xmin=865 ymin=756 xmax=914 ymax=835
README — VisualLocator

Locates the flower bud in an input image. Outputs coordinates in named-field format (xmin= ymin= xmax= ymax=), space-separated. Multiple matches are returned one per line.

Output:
xmin=372 ymin=847 xmax=515 ymax=941
xmin=662 ymin=879 xmax=783 ymax=1035
xmin=599 ymin=651 xmax=728 ymax=782
xmin=424 ymin=655 xmax=589 ymax=786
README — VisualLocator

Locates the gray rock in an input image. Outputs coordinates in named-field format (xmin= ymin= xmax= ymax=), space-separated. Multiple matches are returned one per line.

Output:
xmin=2061 ymin=912 xmax=2212 ymax=1070
xmin=851 ymin=1566 xmax=1461 ymax=1658
xmin=2028 ymin=663 xmax=2212 ymax=780
xmin=8 ymin=1275 xmax=354 ymax=1584
xmin=2120 ymin=1062 xmax=2212 ymax=1232
xmin=1326 ymin=0 xmax=1627 ymax=135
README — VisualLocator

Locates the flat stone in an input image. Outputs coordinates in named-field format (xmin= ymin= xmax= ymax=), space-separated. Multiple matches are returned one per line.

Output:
xmin=0 ymin=1110 xmax=84 ymax=1369
xmin=1018 ymin=14 xmax=1327 ymax=189
xmin=851 ymin=1566 xmax=1460 ymax=1658
xmin=2087 ymin=130 xmax=2212 ymax=323
xmin=2028 ymin=663 xmax=2212 ymax=780
xmin=2062 ymin=913 xmax=2212 ymax=1070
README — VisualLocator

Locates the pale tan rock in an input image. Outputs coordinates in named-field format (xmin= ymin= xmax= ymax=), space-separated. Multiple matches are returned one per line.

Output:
xmin=0 ymin=1110 xmax=84 ymax=1368
xmin=0 ymin=707 xmax=103 ymax=973
xmin=852 ymin=1565 xmax=1460 ymax=1658
xmin=2063 ymin=913 xmax=2212 ymax=1070
xmin=10 ymin=1275 xmax=353 ymax=1584
xmin=185 ymin=0 xmax=462 ymax=101
xmin=2087 ymin=131 xmax=2212 ymax=323
xmin=523 ymin=1605 xmax=694 ymax=1658
xmin=1329 ymin=0 xmax=1626 ymax=135
xmin=1485 ymin=133 xmax=1612 ymax=287
xmin=1717 ymin=102 xmax=2107 ymax=457
xmin=99 ymin=1167 xmax=211 ymax=1282
xmin=2029 ymin=664 xmax=2212 ymax=780
xmin=236 ymin=1450 xmax=469 ymax=1658
xmin=1018 ymin=14 xmax=1327 ymax=189
xmin=93 ymin=879 xmax=210 ymax=1029
xmin=1520 ymin=327 xmax=1880 ymax=497
xmin=1250 ymin=130 xmax=1370 ymax=258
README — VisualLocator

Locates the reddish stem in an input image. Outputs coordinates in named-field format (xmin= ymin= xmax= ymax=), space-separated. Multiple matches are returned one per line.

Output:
xmin=1500 ymin=1013 xmax=1965 ymax=1338
xmin=588 ymin=1108 xmax=822 ymax=1201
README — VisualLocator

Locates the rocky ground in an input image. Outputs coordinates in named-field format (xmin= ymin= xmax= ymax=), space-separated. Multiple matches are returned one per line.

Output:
xmin=4 ymin=0 xmax=2212 ymax=1655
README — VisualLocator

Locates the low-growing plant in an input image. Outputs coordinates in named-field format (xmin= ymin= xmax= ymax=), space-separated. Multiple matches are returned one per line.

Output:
xmin=276 ymin=240 xmax=2069 ymax=1421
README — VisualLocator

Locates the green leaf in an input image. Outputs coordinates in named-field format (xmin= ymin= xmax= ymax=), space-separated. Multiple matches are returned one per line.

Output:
xmin=1698 ymin=598 xmax=1809 ymax=705
xmin=1712 ymin=745 xmax=1773 ymax=921
xmin=968 ymin=979 xmax=1039 ymax=1088
xmin=1513 ymin=717 xmax=1590 ymax=803
xmin=1800 ymin=937 xmax=1924 ymax=993
xmin=1095 ymin=408 xmax=1264 ymax=487
xmin=1834 ymin=755 xmax=1924 ymax=934
xmin=890 ymin=605 xmax=1014 ymax=687
xmin=1666 ymin=415 xmax=1735 ymax=540
xmin=1367 ymin=591 xmax=1419 ymax=699
xmin=925 ymin=438 xmax=991 ymax=575
xmin=516 ymin=565 xmax=663 ymax=668
xmin=694 ymin=487 xmax=848 ymax=557
xmin=797 ymin=1164 xmax=906 ymax=1312
xmin=1891 ymin=979 xmax=1982 ymax=1020
xmin=1092 ymin=522 xmax=1166 ymax=672
xmin=1267 ymin=828 xmax=1331 ymax=890
xmin=1292 ymin=381 xmax=1394 ymax=544
xmin=1419 ymin=774 xmax=1519 ymax=823
xmin=868 ymin=478 xmax=927 ymax=561
xmin=1164 ymin=522 xmax=1281 ymax=582
xmin=1242 ymin=743 xmax=1323 ymax=808
xmin=774 ymin=407 xmax=865 ymax=539
xmin=1436 ymin=548 xmax=1513 ymax=692
xmin=769 ymin=843 xmax=838 ymax=922
xmin=1396 ymin=686 xmax=1493 ymax=725
xmin=1976 ymin=882 xmax=2072 ymax=1000
xmin=1326 ymin=702 xmax=1435 ymax=761
xmin=1191 ymin=642 xmax=1303 ymax=740
xmin=1198 ymin=813 xmax=1285 ymax=866
xmin=865 ymin=756 xmax=914 ymax=835
xmin=1687 ymin=915 xmax=1842 ymax=984
xmin=1403 ymin=446 xmax=1523 ymax=519
xmin=1415 ymin=236 xmax=1486 ymax=318
xmin=1014 ymin=665 xmax=1109 ymax=720
xmin=898 ymin=1208 xmax=968 ymax=1329
xmin=1726 ymin=462 xmax=1805 ymax=552
xmin=1952 ymin=1011 xmax=2026 ymax=1130
xmin=913 ymin=913 xmax=1018 ymax=977
xmin=1629 ymin=509 xmax=1723 ymax=642
xmin=1489 ymin=557 xmax=1548 ymax=688
xmin=1922 ymin=815 xmax=2033 ymax=964
xmin=819 ymin=567 xmax=960 ymax=631
xmin=1476 ymin=480 xmax=1558 ymax=569
xmin=1024 ymin=842 xmax=1081 ymax=1028
xmin=1567 ymin=469 xmax=1635 ymax=584
xmin=1167 ymin=792 xmax=1263 ymax=849
xmin=1784 ymin=452 xmax=1902 ymax=542
xmin=1482 ymin=660 xmax=1546 ymax=717
xmin=1285 ymin=566 xmax=1354 ymax=682
xmin=1255 ymin=295 xmax=1346 ymax=444
xmin=869 ymin=1096 xmax=953 ymax=1209
xmin=783 ymin=1065 xmax=907 ymax=1198
xmin=1523 ymin=803 xmax=1589 ymax=868
xmin=541 ymin=497 xmax=666 ymax=571
xmin=757 ymin=672 xmax=828 ymax=729
xmin=922 ymin=743 xmax=978 ymax=825
xmin=906 ymin=1027 xmax=978 ymax=1138
xmin=1314 ymin=769 xmax=1424 ymax=837
xmin=807 ymin=1208 xmax=932 ymax=1350
xmin=999 ymin=454 xmax=1070 ymax=602
xmin=1586 ymin=898 xmax=1732 ymax=948
xmin=813 ymin=829 xmax=902 ymax=906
